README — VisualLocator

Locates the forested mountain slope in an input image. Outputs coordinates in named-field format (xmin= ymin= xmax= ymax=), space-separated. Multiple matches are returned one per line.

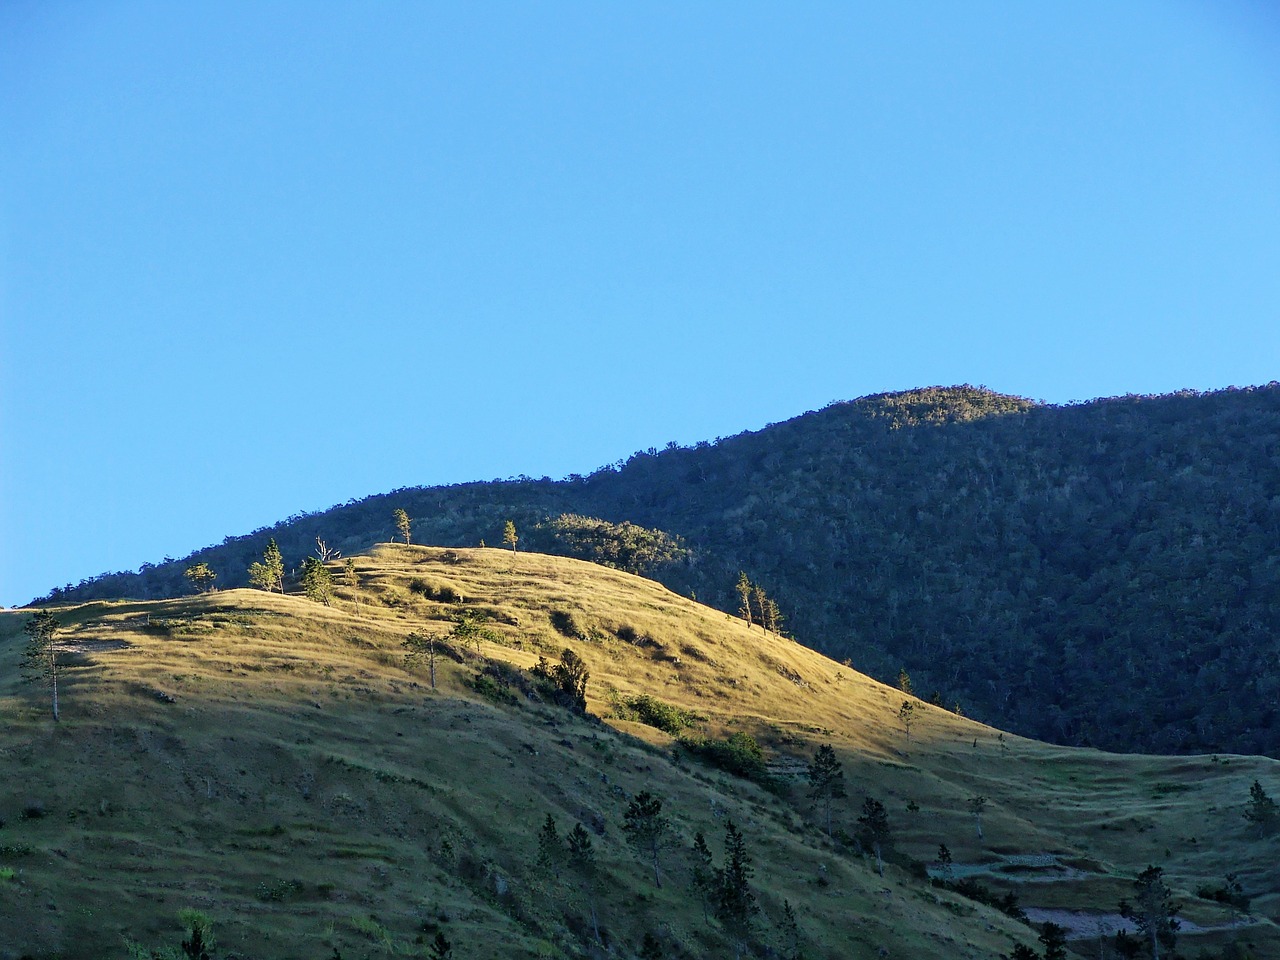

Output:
xmin=4 ymin=547 xmax=1277 ymax=959
xmin=43 ymin=384 xmax=1280 ymax=757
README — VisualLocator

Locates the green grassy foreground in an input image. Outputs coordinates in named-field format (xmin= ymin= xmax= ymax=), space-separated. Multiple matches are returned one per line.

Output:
xmin=2 ymin=545 xmax=1277 ymax=959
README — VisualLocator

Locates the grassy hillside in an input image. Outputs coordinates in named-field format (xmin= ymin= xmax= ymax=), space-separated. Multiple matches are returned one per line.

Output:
xmin=42 ymin=384 xmax=1280 ymax=760
xmin=3 ymin=547 xmax=1277 ymax=959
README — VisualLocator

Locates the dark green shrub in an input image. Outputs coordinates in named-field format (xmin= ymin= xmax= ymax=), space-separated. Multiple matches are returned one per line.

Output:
xmin=679 ymin=731 xmax=768 ymax=780
xmin=616 ymin=694 xmax=702 ymax=734
xmin=549 ymin=610 xmax=582 ymax=639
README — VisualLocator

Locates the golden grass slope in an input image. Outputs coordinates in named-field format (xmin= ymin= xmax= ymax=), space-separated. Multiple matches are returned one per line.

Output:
xmin=1 ymin=544 xmax=1277 ymax=960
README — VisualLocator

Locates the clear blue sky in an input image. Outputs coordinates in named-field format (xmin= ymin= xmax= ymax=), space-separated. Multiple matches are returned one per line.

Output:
xmin=3 ymin=2 xmax=1278 ymax=606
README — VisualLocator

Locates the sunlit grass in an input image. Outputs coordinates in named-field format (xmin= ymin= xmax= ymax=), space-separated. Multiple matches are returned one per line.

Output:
xmin=0 ymin=544 xmax=1277 ymax=958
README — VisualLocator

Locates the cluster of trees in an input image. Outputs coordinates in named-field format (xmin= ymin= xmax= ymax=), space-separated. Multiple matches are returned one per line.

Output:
xmin=734 ymin=573 xmax=785 ymax=635
xmin=524 ymin=514 xmax=689 ymax=576
xmin=535 ymin=794 xmax=782 ymax=960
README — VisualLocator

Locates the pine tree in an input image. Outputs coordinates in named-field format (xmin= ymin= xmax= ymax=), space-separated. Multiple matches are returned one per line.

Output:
xmin=897 ymin=700 xmax=916 ymax=743
xmin=1038 ymin=921 xmax=1068 ymax=960
xmin=503 ymin=520 xmax=519 ymax=552
xmin=735 ymin=572 xmax=754 ymax=628
xmin=1244 ymin=780 xmax=1279 ymax=834
xmin=715 ymin=822 xmax=758 ymax=960
xmin=778 ymin=899 xmax=802 ymax=960
xmin=247 ymin=538 xmax=285 ymax=593
xmin=936 ymin=843 xmax=954 ymax=881
xmin=752 ymin=584 xmax=769 ymax=633
xmin=806 ymin=744 xmax=846 ymax=838
xmin=765 ymin=598 xmax=784 ymax=636
xmin=342 ymin=558 xmax=360 ymax=605
xmin=1119 ymin=865 xmax=1180 ymax=960
xmin=183 ymin=562 xmax=217 ymax=593
xmin=535 ymin=813 xmax=563 ymax=879
xmin=21 ymin=611 xmax=64 ymax=721
xmin=393 ymin=508 xmax=411 ymax=545
xmin=427 ymin=931 xmax=452 ymax=960
xmin=967 ymin=795 xmax=987 ymax=839
xmin=566 ymin=823 xmax=601 ymax=943
xmin=856 ymin=797 xmax=891 ymax=876
xmin=897 ymin=668 xmax=913 ymax=695
xmin=690 ymin=831 xmax=715 ymax=924
xmin=300 ymin=557 xmax=333 ymax=605
xmin=623 ymin=791 xmax=670 ymax=887
xmin=177 ymin=910 xmax=214 ymax=960
xmin=639 ymin=932 xmax=664 ymax=960
xmin=403 ymin=630 xmax=439 ymax=689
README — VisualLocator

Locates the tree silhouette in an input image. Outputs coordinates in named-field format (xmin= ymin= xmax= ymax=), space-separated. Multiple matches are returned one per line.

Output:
xmin=806 ymin=745 xmax=846 ymax=838
xmin=566 ymin=823 xmax=601 ymax=943
xmin=1244 ymin=780 xmax=1278 ymax=834
xmin=22 ymin=611 xmax=65 ymax=722
xmin=623 ymin=791 xmax=670 ymax=887
xmin=690 ymin=831 xmax=715 ymax=924
xmin=857 ymin=797 xmax=891 ymax=876
xmin=1119 ymin=865 xmax=1180 ymax=960
xmin=715 ymin=821 xmax=758 ymax=960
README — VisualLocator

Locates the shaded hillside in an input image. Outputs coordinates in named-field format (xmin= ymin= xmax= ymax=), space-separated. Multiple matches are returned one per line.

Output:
xmin=3 ymin=547 xmax=1277 ymax=960
xmin=43 ymin=384 xmax=1280 ymax=758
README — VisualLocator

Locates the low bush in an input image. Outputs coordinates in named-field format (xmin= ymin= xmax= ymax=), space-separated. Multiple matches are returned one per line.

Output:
xmin=614 ymin=694 xmax=702 ymax=735
xmin=679 ymin=731 xmax=768 ymax=781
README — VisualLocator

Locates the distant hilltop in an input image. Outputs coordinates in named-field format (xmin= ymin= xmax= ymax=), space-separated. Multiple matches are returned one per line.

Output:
xmin=35 ymin=382 xmax=1280 ymax=759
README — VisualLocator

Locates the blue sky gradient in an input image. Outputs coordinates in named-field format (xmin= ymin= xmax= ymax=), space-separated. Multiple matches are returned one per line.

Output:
xmin=3 ymin=2 xmax=1279 ymax=605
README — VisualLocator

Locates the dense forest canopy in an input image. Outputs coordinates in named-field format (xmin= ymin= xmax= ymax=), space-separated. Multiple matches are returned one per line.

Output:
xmin=42 ymin=384 xmax=1280 ymax=757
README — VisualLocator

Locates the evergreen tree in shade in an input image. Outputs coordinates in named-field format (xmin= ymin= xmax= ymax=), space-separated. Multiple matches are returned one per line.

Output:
xmin=566 ymin=823 xmax=601 ymax=943
xmin=1038 ymin=921 xmax=1068 ymax=960
xmin=1003 ymin=946 xmax=1038 ymax=960
xmin=21 ymin=611 xmax=65 ymax=722
xmin=778 ymin=899 xmax=802 ymax=960
xmin=177 ymin=910 xmax=214 ymax=960
xmin=535 ymin=813 xmax=563 ymax=879
xmin=248 ymin=538 xmax=285 ymax=593
xmin=936 ymin=843 xmax=954 ymax=881
xmin=690 ymin=831 xmax=716 ymax=924
xmin=639 ymin=932 xmax=664 ymax=960
xmin=806 ymin=744 xmax=846 ymax=838
xmin=1244 ymin=780 xmax=1279 ymax=834
xmin=968 ymin=795 xmax=987 ymax=839
xmin=1119 ymin=865 xmax=1180 ymax=960
xmin=715 ymin=821 xmax=758 ymax=960
xmin=623 ymin=791 xmax=670 ymax=887
xmin=856 ymin=797 xmax=891 ymax=876
xmin=427 ymin=931 xmax=452 ymax=960
xmin=180 ymin=924 xmax=210 ymax=960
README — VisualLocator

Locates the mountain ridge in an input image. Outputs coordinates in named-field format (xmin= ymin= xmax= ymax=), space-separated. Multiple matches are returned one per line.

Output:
xmin=34 ymin=383 xmax=1280 ymax=759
